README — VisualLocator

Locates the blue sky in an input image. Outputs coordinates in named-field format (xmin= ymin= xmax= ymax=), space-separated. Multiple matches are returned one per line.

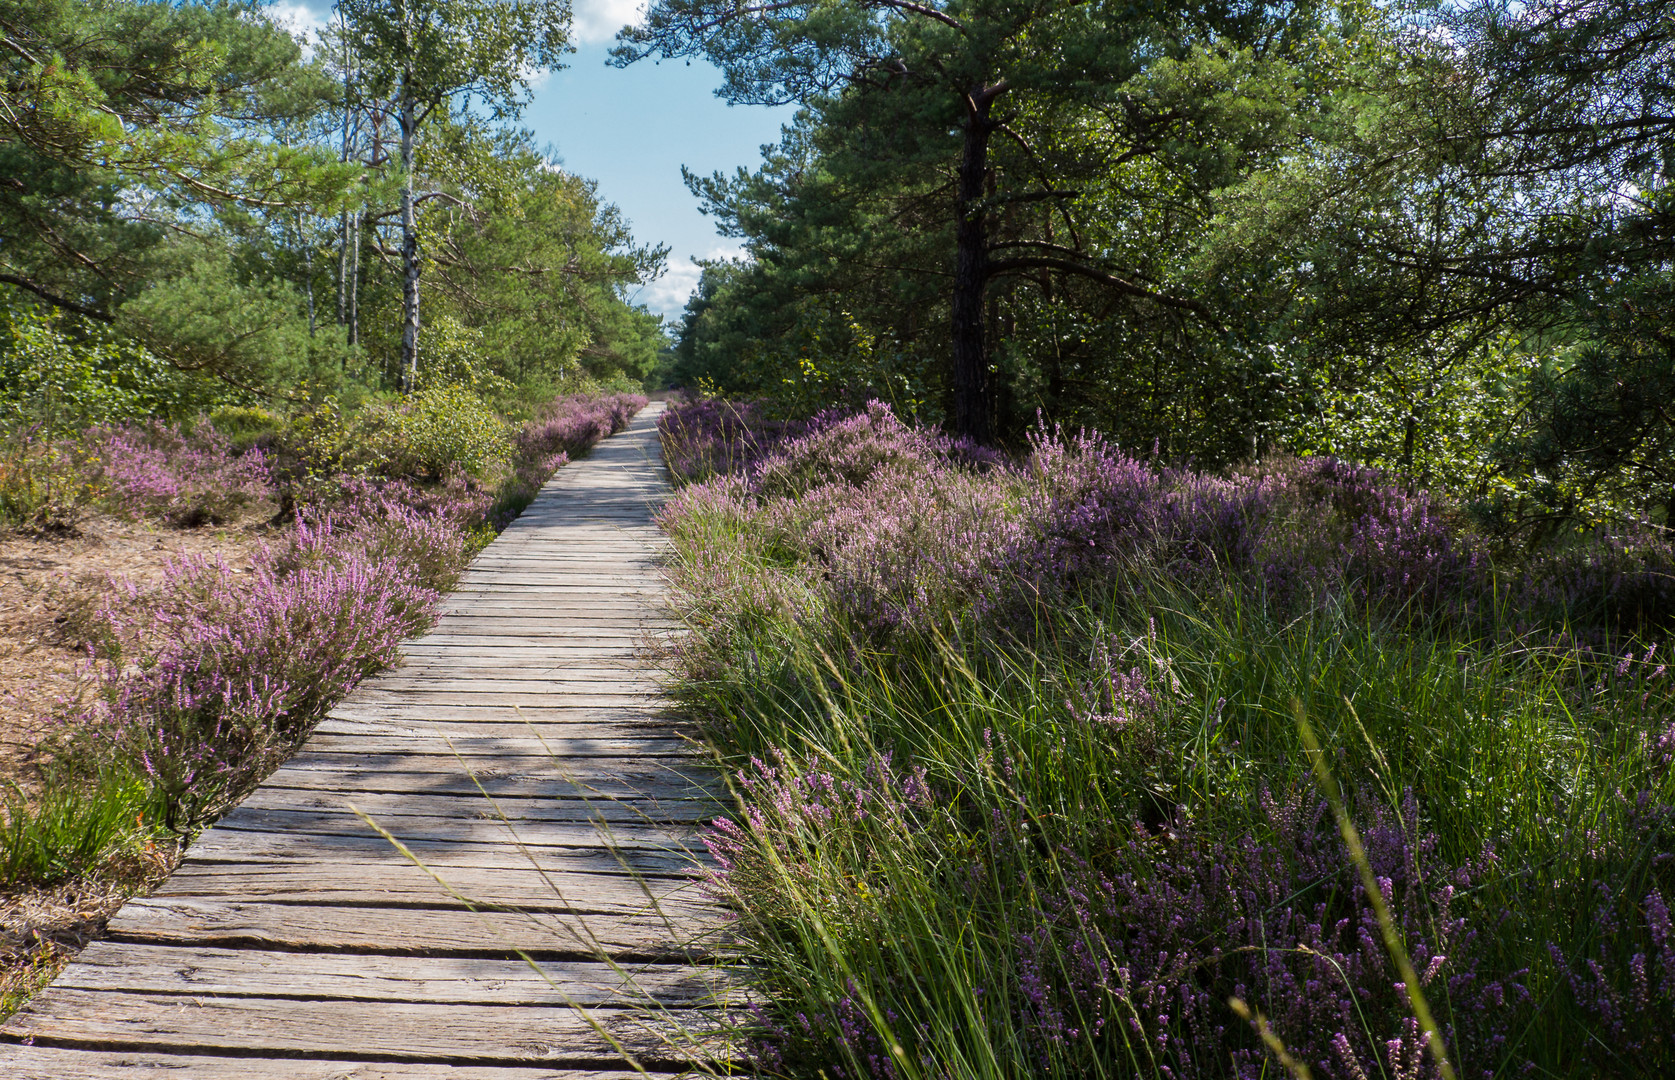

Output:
xmin=271 ymin=0 xmax=793 ymax=322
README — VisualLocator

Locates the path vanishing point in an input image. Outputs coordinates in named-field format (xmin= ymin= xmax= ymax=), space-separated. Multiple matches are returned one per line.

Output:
xmin=2 ymin=401 xmax=730 ymax=1078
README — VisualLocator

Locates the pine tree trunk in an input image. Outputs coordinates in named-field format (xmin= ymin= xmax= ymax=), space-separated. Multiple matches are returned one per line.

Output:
xmin=337 ymin=206 xmax=351 ymax=328
xmin=399 ymin=72 xmax=421 ymax=395
xmin=951 ymin=93 xmax=997 ymax=444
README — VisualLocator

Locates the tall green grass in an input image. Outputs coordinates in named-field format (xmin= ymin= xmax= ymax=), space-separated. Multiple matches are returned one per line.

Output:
xmin=0 ymin=764 xmax=169 ymax=886
xmin=665 ymin=503 xmax=1674 ymax=1077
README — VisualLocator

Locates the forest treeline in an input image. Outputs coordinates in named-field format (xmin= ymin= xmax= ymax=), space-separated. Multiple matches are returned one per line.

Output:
xmin=1 ymin=0 xmax=667 ymax=423
xmin=640 ymin=0 xmax=1673 ymax=539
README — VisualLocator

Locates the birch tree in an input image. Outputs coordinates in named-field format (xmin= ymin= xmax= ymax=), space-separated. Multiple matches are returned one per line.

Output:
xmin=336 ymin=0 xmax=571 ymax=392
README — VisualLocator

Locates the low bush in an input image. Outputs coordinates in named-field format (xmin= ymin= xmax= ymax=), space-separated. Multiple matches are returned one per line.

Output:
xmin=79 ymin=515 xmax=446 ymax=827
xmin=0 ymin=431 xmax=88 ymax=531
xmin=375 ymin=384 xmax=512 ymax=481
xmin=88 ymin=421 xmax=273 ymax=527
xmin=659 ymin=398 xmax=1675 ymax=1079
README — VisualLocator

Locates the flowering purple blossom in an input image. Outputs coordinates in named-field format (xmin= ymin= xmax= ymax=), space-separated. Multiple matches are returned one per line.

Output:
xmin=665 ymin=401 xmax=1675 ymax=1078
xmin=89 ymin=420 xmax=272 ymax=526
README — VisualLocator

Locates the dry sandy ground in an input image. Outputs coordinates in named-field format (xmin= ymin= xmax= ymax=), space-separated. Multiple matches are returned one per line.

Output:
xmin=0 ymin=513 xmax=267 ymax=1015
xmin=0 ymin=515 xmax=266 ymax=778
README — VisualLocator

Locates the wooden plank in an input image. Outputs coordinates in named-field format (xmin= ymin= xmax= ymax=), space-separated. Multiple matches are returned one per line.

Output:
xmin=325 ymin=703 xmax=672 ymax=722
xmin=393 ymin=642 xmax=656 ymax=653
xmin=275 ymin=751 xmax=709 ymax=781
xmin=301 ymin=734 xmax=693 ymax=756
xmin=149 ymin=864 xmax=714 ymax=912
xmin=210 ymin=806 xmax=701 ymax=846
xmin=6 ymin=989 xmax=717 ymax=1065
xmin=233 ymin=789 xmax=722 ymax=824
xmin=363 ymin=669 xmax=666 ymax=683
xmin=309 ymin=725 xmax=694 ymax=746
xmin=331 ymin=693 xmax=666 ymax=708
xmin=104 ymin=898 xmax=727 ymax=956
xmin=256 ymin=768 xmax=711 ymax=800
xmin=389 ymin=656 xmax=659 ymax=667
xmin=0 ymin=1048 xmax=652 ymax=1080
xmin=51 ymin=943 xmax=735 ymax=1007
xmin=395 ymin=635 xmax=669 ymax=648
xmin=357 ymin=678 xmax=654 ymax=694
xmin=180 ymin=830 xmax=698 ymax=876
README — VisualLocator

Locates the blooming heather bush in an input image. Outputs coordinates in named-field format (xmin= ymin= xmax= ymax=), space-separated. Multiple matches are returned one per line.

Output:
xmin=659 ymin=398 xmax=826 ymax=484
xmin=659 ymin=400 xmax=1675 ymax=1079
xmin=293 ymin=475 xmax=490 ymax=591
xmin=1006 ymin=789 xmax=1529 ymax=1079
xmin=83 ymin=521 xmax=441 ymax=824
xmin=89 ymin=420 xmax=272 ymax=526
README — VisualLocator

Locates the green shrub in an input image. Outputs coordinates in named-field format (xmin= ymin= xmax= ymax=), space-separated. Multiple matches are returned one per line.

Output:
xmin=378 ymin=385 xmax=512 ymax=480
xmin=207 ymin=405 xmax=285 ymax=450
xmin=0 ymin=434 xmax=89 ymax=531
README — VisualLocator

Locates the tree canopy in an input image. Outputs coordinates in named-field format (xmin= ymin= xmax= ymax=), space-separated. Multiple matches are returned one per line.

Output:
xmin=1 ymin=0 xmax=668 ymax=419
xmin=631 ymin=0 xmax=1675 ymax=533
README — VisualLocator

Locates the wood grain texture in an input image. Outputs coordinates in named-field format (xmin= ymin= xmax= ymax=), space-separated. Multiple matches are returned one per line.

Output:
xmin=0 ymin=403 xmax=736 ymax=1077
xmin=1 ymin=1048 xmax=652 ymax=1080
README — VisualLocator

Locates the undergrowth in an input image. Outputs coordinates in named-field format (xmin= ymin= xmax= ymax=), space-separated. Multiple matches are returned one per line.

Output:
xmin=659 ymin=399 xmax=1675 ymax=1079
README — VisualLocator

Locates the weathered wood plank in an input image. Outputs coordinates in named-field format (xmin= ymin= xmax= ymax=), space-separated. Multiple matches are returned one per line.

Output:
xmin=256 ymin=771 xmax=711 ymax=801
xmin=104 ymin=898 xmax=727 ymax=956
xmin=51 ymin=943 xmax=735 ymax=1006
xmin=186 ymin=822 xmax=702 ymax=869
xmin=325 ymin=703 xmax=672 ymax=723
xmin=300 ymin=734 xmax=693 ymax=757
xmin=331 ymin=694 xmax=667 ymax=710
xmin=310 ymin=725 xmax=695 ymax=747
xmin=148 ymin=864 xmax=714 ymax=912
xmin=6 ymin=989 xmax=719 ymax=1065
xmin=0 ymin=1047 xmax=653 ymax=1080
xmin=233 ymin=789 xmax=721 ymax=824
xmin=355 ymin=678 xmax=654 ymax=695
xmin=396 ymin=635 xmax=669 ymax=648
xmin=210 ymin=806 xmax=702 ymax=848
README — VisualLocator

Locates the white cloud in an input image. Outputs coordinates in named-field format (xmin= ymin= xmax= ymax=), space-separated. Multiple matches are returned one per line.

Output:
xmin=572 ymin=0 xmax=645 ymax=45
xmin=634 ymin=243 xmax=746 ymax=318
xmin=266 ymin=0 xmax=329 ymax=46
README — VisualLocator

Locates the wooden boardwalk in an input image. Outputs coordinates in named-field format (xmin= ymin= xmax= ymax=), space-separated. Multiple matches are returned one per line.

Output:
xmin=2 ymin=402 xmax=730 ymax=1078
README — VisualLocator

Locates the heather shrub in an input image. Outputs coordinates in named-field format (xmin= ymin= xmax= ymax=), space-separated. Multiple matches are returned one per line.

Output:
xmin=658 ymin=400 xmax=1675 ymax=1079
xmin=81 ymin=531 xmax=439 ymax=824
xmin=1515 ymin=527 xmax=1675 ymax=634
xmin=88 ymin=421 xmax=272 ymax=527
xmin=659 ymin=398 xmax=823 ymax=483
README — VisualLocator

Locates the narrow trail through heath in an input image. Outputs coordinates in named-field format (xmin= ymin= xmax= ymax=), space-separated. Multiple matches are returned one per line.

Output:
xmin=1 ymin=401 xmax=731 ymax=1079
